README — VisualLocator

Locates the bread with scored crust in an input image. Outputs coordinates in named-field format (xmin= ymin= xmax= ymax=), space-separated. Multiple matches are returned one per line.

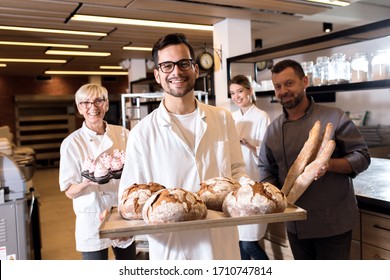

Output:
xmin=223 ymin=182 xmax=287 ymax=217
xmin=118 ymin=182 xmax=166 ymax=220
xmin=197 ymin=177 xmax=241 ymax=211
xmin=142 ymin=188 xmax=208 ymax=224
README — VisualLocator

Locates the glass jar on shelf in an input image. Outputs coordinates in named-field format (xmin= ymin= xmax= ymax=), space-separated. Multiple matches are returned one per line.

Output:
xmin=300 ymin=61 xmax=314 ymax=86
xmin=328 ymin=53 xmax=350 ymax=84
xmin=371 ymin=50 xmax=390 ymax=81
xmin=313 ymin=56 xmax=329 ymax=86
xmin=350 ymin=53 xmax=369 ymax=83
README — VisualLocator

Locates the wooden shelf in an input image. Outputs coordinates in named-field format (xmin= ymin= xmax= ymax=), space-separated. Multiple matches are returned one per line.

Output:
xmin=15 ymin=95 xmax=76 ymax=167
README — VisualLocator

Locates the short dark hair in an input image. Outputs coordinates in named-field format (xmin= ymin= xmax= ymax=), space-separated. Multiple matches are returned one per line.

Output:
xmin=152 ymin=33 xmax=195 ymax=66
xmin=271 ymin=59 xmax=305 ymax=78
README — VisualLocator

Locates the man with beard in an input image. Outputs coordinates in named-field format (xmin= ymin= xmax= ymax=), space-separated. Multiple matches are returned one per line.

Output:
xmin=259 ymin=59 xmax=370 ymax=259
xmin=118 ymin=33 xmax=252 ymax=260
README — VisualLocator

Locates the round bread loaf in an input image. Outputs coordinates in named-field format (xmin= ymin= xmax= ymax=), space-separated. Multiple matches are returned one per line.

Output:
xmin=222 ymin=182 xmax=287 ymax=217
xmin=118 ymin=182 xmax=166 ymax=220
xmin=142 ymin=188 xmax=208 ymax=224
xmin=197 ymin=177 xmax=241 ymax=211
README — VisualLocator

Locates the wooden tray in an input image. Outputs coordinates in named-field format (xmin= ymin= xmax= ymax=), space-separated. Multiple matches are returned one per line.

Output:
xmin=99 ymin=204 xmax=306 ymax=239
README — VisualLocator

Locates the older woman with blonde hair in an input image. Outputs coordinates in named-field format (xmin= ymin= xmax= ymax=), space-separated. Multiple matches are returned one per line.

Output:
xmin=59 ymin=83 xmax=136 ymax=260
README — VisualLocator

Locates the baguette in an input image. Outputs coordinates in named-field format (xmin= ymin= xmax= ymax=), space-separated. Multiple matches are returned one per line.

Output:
xmin=315 ymin=122 xmax=334 ymax=158
xmin=287 ymin=139 xmax=336 ymax=204
xmin=281 ymin=120 xmax=321 ymax=196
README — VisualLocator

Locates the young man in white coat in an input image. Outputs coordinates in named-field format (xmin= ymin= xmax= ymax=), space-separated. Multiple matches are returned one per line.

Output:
xmin=118 ymin=33 xmax=253 ymax=260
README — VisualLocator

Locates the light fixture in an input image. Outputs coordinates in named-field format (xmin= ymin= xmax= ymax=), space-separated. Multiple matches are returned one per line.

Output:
xmin=45 ymin=50 xmax=111 ymax=57
xmin=0 ymin=63 xmax=6 ymax=67
xmin=71 ymin=14 xmax=213 ymax=31
xmin=123 ymin=46 xmax=152 ymax=51
xmin=0 ymin=58 xmax=66 ymax=63
xmin=0 ymin=25 xmax=107 ymax=37
xmin=45 ymin=70 xmax=128 ymax=75
xmin=0 ymin=41 xmax=88 ymax=49
xmin=99 ymin=65 xmax=123 ymax=70
xmin=323 ymin=22 xmax=333 ymax=33
xmin=305 ymin=0 xmax=350 ymax=7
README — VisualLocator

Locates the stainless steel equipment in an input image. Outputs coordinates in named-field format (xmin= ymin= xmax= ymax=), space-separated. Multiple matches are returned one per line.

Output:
xmin=0 ymin=153 xmax=40 ymax=260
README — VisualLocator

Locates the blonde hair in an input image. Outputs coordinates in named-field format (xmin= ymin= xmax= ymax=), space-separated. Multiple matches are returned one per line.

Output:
xmin=75 ymin=83 xmax=109 ymax=104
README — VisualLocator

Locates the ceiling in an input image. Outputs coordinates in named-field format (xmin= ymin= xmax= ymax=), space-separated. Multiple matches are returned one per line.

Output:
xmin=0 ymin=0 xmax=389 ymax=77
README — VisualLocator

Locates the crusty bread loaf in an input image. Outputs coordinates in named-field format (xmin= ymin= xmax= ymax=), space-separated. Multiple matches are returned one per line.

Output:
xmin=281 ymin=120 xmax=322 ymax=196
xmin=197 ymin=177 xmax=241 ymax=211
xmin=222 ymin=182 xmax=287 ymax=217
xmin=142 ymin=188 xmax=208 ymax=224
xmin=118 ymin=182 xmax=166 ymax=220
xmin=287 ymin=139 xmax=336 ymax=204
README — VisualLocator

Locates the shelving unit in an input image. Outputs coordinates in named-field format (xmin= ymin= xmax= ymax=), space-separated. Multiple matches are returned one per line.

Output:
xmin=15 ymin=95 xmax=76 ymax=167
xmin=227 ymin=19 xmax=390 ymax=98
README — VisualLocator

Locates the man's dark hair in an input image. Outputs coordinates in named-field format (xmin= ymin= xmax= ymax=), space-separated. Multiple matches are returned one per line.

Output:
xmin=152 ymin=33 xmax=195 ymax=66
xmin=271 ymin=59 xmax=305 ymax=78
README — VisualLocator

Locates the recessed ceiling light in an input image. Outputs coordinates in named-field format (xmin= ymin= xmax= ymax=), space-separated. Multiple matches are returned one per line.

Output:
xmin=0 ymin=41 xmax=89 ymax=49
xmin=0 ymin=63 xmax=6 ymax=67
xmin=305 ymin=0 xmax=350 ymax=7
xmin=71 ymin=14 xmax=213 ymax=31
xmin=45 ymin=50 xmax=111 ymax=57
xmin=123 ymin=46 xmax=152 ymax=51
xmin=100 ymin=66 xmax=123 ymax=69
xmin=45 ymin=70 xmax=128 ymax=75
xmin=0 ymin=25 xmax=107 ymax=36
xmin=0 ymin=58 xmax=66 ymax=63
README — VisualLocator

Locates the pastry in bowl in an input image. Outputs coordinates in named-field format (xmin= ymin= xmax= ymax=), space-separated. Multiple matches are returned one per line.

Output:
xmin=222 ymin=182 xmax=287 ymax=217
xmin=197 ymin=177 xmax=241 ymax=211
xmin=119 ymin=182 xmax=166 ymax=220
xmin=142 ymin=188 xmax=207 ymax=224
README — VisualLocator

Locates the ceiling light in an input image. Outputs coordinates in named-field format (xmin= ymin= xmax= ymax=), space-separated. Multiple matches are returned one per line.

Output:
xmin=123 ymin=46 xmax=152 ymax=51
xmin=45 ymin=50 xmax=111 ymax=57
xmin=305 ymin=0 xmax=350 ymax=7
xmin=0 ymin=64 xmax=6 ymax=67
xmin=45 ymin=70 xmax=128 ymax=75
xmin=0 ymin=41 xmax=88 ymax=48
xmin=100 ymin=65 xmax=123 ymax=69
xmin=0 ymin=58 xmax=66 ymax=63
xmin=72 ymin=14 xmax=214 ymax=31
xmin=0 ymin=25 xmax=107 ymax=37
xmin=323 ymin=22 xmax=333 ymax=33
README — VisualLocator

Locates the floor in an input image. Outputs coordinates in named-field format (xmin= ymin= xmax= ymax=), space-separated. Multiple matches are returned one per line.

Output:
xmin=33 ymin=168 xmax=82 ymax=260
xmin=33 ymin=168 xmax=145 ymax=260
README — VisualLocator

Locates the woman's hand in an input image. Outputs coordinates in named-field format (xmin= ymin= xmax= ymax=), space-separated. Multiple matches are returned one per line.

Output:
xmin=240 ymin=138 xmax=257 ymax=156
xmin=65 ymin=179 xmax=99 ymax=199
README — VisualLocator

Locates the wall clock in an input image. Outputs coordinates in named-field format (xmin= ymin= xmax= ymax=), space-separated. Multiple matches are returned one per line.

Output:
xmin=197 ymin=51 xmax=214 ymax=70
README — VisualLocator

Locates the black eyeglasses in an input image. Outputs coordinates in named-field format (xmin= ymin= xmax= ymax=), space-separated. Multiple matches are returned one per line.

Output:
xmin=157 ymin=59 xmax=194 ymax=73
xmin=79 ymin=98 xmax=106 ymax=109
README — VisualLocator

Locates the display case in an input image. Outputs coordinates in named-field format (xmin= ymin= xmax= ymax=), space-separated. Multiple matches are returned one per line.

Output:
xmin=227 ymin=19 xmax=390 ymax=98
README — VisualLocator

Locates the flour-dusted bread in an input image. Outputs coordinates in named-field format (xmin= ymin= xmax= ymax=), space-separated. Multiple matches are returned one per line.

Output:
xmin=197 ymin=177 xmax=241 ymax=211
xmin=142 ymin=188 xmax=208 ymax=224
xmin=118 ymin=182 xmax=166 ymax=220
xmin=222 ymin=182 xmax=287 ymax=217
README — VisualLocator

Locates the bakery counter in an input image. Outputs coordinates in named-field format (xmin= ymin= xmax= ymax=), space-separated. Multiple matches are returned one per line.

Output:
xmin=353 ymin=157 xmax=390 ymax=215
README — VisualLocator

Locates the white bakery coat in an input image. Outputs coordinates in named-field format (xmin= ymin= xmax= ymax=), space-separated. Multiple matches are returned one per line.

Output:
xmin=232 ymin=104 xmax=270 ymax=241
xmin=119 ymin=99 xmax=253 ymax=260
xmin=59 ymin=122 xmax=131 ymax=252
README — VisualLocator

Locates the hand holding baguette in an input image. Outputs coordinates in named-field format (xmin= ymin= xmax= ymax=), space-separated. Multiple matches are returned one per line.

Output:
xmin=282 ymin=121 xmax=335 ymax=203
xmin=281 ymin=120 xmax=321 ymax=196
xmin=287 ymin=139 xmax=335 ymax=203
